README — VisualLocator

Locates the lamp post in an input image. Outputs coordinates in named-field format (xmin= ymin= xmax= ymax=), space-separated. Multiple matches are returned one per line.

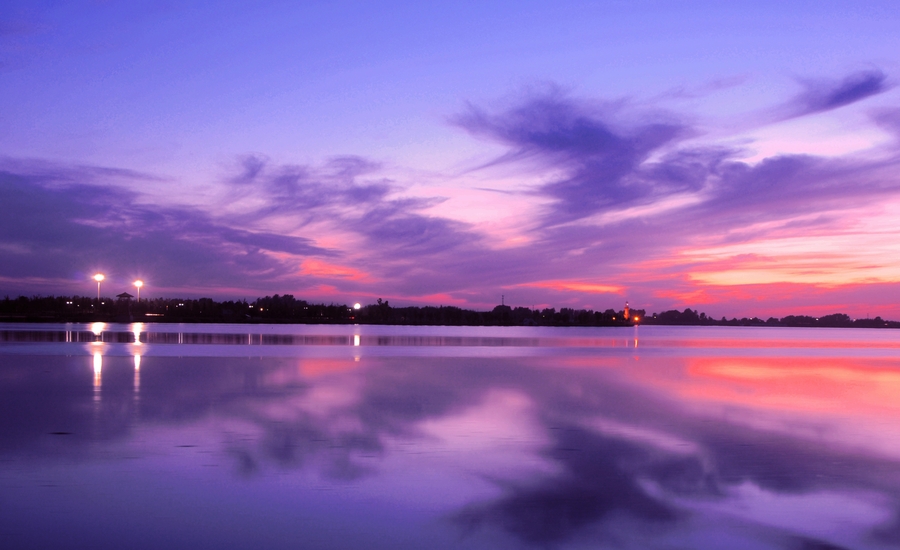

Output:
xmin=134 ymin=280 xmax=143 ymax=302
xmin=93 ymin=273 xmax=105 ymax=302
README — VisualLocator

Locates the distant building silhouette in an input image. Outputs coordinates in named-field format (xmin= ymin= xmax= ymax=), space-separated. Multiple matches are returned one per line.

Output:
xmin=115 ymin=292 xmax=134 ymax=322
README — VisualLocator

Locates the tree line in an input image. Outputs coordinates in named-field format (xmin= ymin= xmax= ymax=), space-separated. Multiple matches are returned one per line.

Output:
xmin=0 ymin=294 xmax=896 ymax=328
xmin=643 ymin=308 xmax=897 ymax=328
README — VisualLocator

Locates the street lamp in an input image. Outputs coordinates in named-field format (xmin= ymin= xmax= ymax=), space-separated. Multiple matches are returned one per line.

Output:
xmin=134 ymin=280 xmax=143 ymax=302
xmin=93 ymin=273 xmax=105 ymax=302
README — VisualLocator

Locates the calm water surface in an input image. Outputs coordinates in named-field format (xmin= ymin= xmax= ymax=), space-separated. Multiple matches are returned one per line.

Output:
xmin=1 ymin=323 xmax=899 ymax=549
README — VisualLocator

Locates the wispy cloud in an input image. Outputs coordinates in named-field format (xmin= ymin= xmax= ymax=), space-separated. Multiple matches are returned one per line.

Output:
xmin=4 ymin=69 xmax=900 ymax=316
xmin=776 ymin=69 xmax=891 ymax=120
xmin=454 ymin=90 xmax=688 ymax=225
xmin=0 ymin=166 xmax=332 ymax=295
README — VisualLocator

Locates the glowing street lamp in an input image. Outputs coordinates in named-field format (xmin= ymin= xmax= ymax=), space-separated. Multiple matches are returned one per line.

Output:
xmin=134 ymin=280 xmax=143 ymax=302
xmin=93 ymin=273 xmax=105 ymax=301
xmin=353 ymin=303 xmax=361 ymax=310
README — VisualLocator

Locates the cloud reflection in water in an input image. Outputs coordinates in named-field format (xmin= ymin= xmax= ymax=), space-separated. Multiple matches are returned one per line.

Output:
xmin=1 ymin=331 xmax=899 ymax=549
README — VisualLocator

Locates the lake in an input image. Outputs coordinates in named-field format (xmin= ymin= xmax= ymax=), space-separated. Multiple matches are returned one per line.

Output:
xmin=1 ymin=323 xmax=899 ymax=549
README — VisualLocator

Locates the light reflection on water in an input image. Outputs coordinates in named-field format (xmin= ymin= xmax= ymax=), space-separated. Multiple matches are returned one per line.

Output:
xmin=4 ymin=323 xmax=900 ymax=352
xmin=1 ymin=324 xmax=900 ymax=549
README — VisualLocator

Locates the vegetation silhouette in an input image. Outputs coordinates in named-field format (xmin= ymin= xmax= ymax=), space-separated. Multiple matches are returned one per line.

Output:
xmin=1 ymin=295 xmax=897 ymax=328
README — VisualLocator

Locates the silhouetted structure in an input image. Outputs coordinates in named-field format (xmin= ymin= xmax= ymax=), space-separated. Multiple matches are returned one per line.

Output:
xmin=115 ymin=292 xmax=134 ymax=323
xmin=0 ymin=295 xmax=897 ymax=328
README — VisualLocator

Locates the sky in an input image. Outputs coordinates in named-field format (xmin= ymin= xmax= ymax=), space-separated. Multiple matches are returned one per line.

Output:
xmin=2 ymin=0 xmax=900 ymax=319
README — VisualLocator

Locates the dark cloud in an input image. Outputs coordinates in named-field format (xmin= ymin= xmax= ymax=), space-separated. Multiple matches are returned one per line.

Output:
xmin=679 ymin=151 xmax=900 ymax=242
xmin=446 ymin=86 xmax=900 ymax=302
xmin=780 ymin=70 xmax=890 ymax=120
xmin=227 ymin=154 xmax=392 ymax=214
xmin=222 ymin=154 xmax=481 ymax=267
xmin=791 ymin=537 xmax=853 ymax=550
xmin=455 ymin=85 xmax=898 ymax=233
xmin=0 ymin=155 xmax=500 ymax=301
xmin=4 ymin=72 xmax=900 ymax=311
xmin=455 ymin=92 xmax=687 ymax=224
xmin=229 ymin=154 xmax=267 ymax=185
xmin=0 ymin=167 xmax=332 ymax=294
xmin=0 ymin=156 xmax=167 ymax=185
xmin=871 ymin=513 xmax=900 ymax=545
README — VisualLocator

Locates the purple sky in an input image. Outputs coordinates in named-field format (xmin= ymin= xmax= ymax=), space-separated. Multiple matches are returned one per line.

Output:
xmin=2 ymin=1 xmax=900 ymax=318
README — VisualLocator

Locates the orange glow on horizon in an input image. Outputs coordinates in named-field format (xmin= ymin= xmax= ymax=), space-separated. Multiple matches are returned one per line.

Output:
xmin=683 ymin=232 xmax=900 ymax=287
xmin=519 ymin=280 xmax=624 ymax=295
xmin=299 ymin=259 xmax=372 ymax=281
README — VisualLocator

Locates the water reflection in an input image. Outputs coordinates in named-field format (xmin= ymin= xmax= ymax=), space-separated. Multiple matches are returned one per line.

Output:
xmin=92 ymin=351 xmax=102 ymax=392
xmin=5 ymin=325 xmax=898 ymax=352
xmin=134 ymin=353 xmax=141 ymax=391
xmin=0 ymin=327 xmax=664 ymax=349
xmin=1 ymin=326 xmax=899 ymax=549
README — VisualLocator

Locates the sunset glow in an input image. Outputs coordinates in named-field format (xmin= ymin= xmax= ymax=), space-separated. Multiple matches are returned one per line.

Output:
xmin=1 ymin=2 xmax=900 ymax=318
